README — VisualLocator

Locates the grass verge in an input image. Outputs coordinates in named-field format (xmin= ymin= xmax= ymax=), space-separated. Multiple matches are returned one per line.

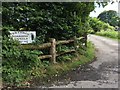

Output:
xmin=3 ymin=41 xmax=95 ymax=89
xmin=31 ymin=41 xmax=95 ymax=86
xmin=96 ymin=30 xmax=120 ymax=42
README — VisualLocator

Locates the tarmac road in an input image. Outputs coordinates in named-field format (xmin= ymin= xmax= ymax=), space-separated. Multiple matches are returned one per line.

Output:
xmin=38 ymin=34 xmax=119 ymax=88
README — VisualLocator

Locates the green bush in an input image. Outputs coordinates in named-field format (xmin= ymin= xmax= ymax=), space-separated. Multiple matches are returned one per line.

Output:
xmin=89 ymin=17 xmax=115 ymax=33
xmin=2 ymin=36 xmax=42 ymax=86
xmin=56 ymin=44 xmax=75 ymax=62
xmin=57 ymin=54 xmax=74 ymax=62
xmin=2 ymin=2 xmax=95 ymax=43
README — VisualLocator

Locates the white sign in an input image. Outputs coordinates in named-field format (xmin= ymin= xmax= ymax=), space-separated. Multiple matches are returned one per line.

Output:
xmin=9 ymin=31 xmax=36 ymax=44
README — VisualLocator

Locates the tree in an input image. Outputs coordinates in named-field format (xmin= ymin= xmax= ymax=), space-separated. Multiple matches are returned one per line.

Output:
xmin=2 ymin=2 xmax=95 ymax=42
xmin=97 ymin=10 xmax=120 ymax=27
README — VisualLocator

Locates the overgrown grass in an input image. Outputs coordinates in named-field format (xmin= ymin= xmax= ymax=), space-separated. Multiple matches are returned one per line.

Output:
xmin=31 ymin=41 xmax=95 ymax=86
xmin=3 ymin=41 xmax=95 ymax=88
xmin=96 ymin=30 xmax=120 ymax=41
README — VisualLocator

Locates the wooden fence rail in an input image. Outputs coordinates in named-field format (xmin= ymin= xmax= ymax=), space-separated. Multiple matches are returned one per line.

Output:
xmin=22 ymin=39 xmax=74 ymax=50
xmin=21 ymin=37 xmax=85 ymax=64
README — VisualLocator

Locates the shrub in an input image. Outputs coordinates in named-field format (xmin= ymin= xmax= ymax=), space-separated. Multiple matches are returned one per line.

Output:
xmin=2 ymin=36 xmax=42 ymax=86
xmin=89 ymin=17 xmax=115 ymax=33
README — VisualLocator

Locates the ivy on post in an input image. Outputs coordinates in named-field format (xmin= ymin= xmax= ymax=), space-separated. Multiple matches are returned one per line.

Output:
xmin=49 ymin=38 xmax=57 ymax=64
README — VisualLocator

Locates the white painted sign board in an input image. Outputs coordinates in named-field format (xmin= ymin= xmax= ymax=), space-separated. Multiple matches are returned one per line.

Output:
xmin=9 ymin=31 xmax=36 ymax=44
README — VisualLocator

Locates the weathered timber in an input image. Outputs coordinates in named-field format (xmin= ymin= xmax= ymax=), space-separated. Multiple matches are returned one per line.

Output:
xmin=50 ymin=38 xmax=57 ymax=64
xmin=39 ymin=50 xmax=75 ymax=59
xmin=56 ymin=40 xmax=74 ymax=45
xmin=57 ymin=49 xmax=75 ymax=56
xmin=73 ymin=36 xmax=77 ymax=50
xmin=20 ymin=38 xmax=86 ymax=64
xmin=39 ymin=55 xmax=52 ymax=59
xmin=21 ymin=39 xmax=74 ymax=50
xmin=76 ymin=37 xmax=84 ymax=40
xmin=21 ymin=43 xmax=51 ymax=50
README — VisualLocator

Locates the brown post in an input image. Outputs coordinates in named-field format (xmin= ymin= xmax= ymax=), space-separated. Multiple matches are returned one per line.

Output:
xmin=73 ymin=36 xmax=78 ymax=56
xmin=73 ymin=36 xmax=78 ymax=57
xmin=73 ymin=36 xmax=77 ymax=50
xmin=49 ymin=38 xmax=57 ymax=64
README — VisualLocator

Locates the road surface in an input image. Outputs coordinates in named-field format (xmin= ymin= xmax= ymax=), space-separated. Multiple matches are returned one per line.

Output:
xmin=38 ymin=34 xmax=119 ymax=88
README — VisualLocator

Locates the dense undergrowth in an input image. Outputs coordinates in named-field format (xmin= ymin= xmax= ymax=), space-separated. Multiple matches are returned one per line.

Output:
xmin=2 ymin=36 xmax=95 ymax=88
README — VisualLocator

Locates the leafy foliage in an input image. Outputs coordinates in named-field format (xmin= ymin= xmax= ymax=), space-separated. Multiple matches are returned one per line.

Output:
xmin=2 ymin=2 xmax=94 ymax=42
xmin=97 ymin=10 xmax=120 ymax=27
xmin=2 ymin=36 xmax=42 ymax=86
xmin=96 ymin=29 xmax=120 ymax=40
xmin=2 ymin=2 xmax=100 ymax=87
xmin=89 ymin=17 xmax=115 ymax=33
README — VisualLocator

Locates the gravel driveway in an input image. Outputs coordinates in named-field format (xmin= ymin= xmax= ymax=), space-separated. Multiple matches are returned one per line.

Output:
xmin=38 ymin=35 xmax=119 ymax=88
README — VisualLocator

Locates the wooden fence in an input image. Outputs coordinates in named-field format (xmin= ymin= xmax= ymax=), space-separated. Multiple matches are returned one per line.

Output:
xmin=21 ymin=37 xmax=86 ymax=64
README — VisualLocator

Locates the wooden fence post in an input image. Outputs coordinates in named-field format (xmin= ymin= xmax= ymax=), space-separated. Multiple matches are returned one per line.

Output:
xmin=49 ymin=38 xmax=57 ymax=64
xmin=73 ymin=36 xmax=79 ymax=57
xmin=73 ymin=36 xmax=77 ymax=50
